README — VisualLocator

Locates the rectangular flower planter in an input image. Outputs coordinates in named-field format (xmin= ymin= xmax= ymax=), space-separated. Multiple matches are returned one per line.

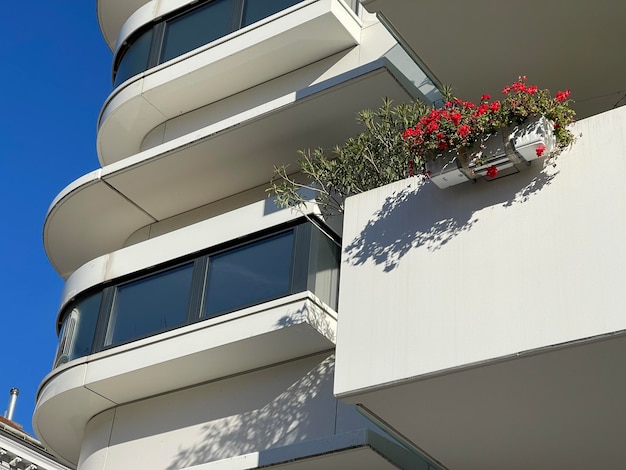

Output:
xmin=426 ymin=116 xmax=556 ymax=189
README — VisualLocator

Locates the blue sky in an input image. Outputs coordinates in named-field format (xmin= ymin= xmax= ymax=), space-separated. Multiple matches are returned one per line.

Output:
xmin=0 ymin=3 xmax=112 ymax=433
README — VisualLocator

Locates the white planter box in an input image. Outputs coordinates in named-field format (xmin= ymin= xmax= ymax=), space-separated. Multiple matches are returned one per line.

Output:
xmin=426 ymin=116 xmax=556 ymax=189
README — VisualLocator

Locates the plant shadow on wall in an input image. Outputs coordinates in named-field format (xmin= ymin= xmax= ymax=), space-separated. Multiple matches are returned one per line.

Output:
xmin=343 ymin=164 xmax=559 ymax=272
xmin=275 ymin=302 xmax=336 ymax=343
xmin=165 ymin=353 xmax=335 ymax=470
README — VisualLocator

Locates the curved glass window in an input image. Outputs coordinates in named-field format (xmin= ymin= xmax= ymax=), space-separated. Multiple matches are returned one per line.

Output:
xmin=114 ymin=27 xmax=153 ymax=88
xmin=54 ymin=220 xmax=339 ymax=367
xmin=113 ymin=0 xmax=352 ymax=86
xmin=54 ymin=292 xmax=102 ymax=367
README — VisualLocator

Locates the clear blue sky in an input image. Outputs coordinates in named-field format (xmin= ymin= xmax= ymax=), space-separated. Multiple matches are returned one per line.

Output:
xmin=0 ymin=3 xmax=112 ymax=433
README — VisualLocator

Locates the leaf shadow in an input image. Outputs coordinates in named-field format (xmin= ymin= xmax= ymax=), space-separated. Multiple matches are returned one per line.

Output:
xmin=344 ymin=164 xmax=559 ymax=272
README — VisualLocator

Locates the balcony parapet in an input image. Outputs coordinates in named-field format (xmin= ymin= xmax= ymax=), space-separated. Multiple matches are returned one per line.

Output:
xmin=97 ymin=0 xmax=150 ymax=49
xmin=334 ymin=106 xmax=626 ymax=469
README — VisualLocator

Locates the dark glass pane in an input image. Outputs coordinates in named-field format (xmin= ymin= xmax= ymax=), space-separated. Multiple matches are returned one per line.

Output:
xmin=55 ymin=292 xmax=102 ymax=367
xmin=242 ymin=0 xmax=302 ymax=26
xmin=161 ymin=0 xmax=233 ymax=64
xmin=114 ymin=27 xmax=153 ymax=87
xmin=204 ymin=231 xmax=294 ymax=317
xmin=106 ymin=263 xmax=194 ymax=346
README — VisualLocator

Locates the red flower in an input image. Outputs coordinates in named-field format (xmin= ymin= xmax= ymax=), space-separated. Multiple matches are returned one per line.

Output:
xmin=402 ymin=128 xmax=415 ymax=140
xmin=457 ymin=124 xmax=471 ymax=137
xmin=425 ymin=121 xmax=439 ymax=133
xmin=535 ymin=144 xmax=546 ymax=157
xmin=526 ymin=85 xmax=538 ymax=94
xmin=489 ymin=101 xmax=501 ymax=112
xmin=510 ymin=81 xmax=526 ymax=93
xmin=556 ymin=89 xmax=571 ymax=102
xmin=481 ymin=94 xmax=491 ymax=102
xmin=449 ymin=112 xmax=462 ymax=125
xmin=486 ymin=165 xmax=498 ymax=178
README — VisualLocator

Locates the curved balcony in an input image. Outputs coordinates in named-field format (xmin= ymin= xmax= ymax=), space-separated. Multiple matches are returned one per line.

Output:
xmin=97 ymin=0 xmax=150 ymax=49
xmin=52 ymin=218 xmax=339 ymax=363
xmin=112 ymin=0 xmax=327 ymax=87
xmin=35 ymin=291 xmax=337 ymax=466
xmin=46 ymin=51 xmax=429 ymax=279
xmin=97 ymin=0 xmax=362 ymax=165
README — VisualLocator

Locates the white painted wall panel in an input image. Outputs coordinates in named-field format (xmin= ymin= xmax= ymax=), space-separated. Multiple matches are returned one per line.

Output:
xmin=77 ymin=409 xmax=115 ymax=470
xmin=77 ymin=353 xmax=363 ymax=470
xmin=335 ymin=106 xmax=626 ymax=397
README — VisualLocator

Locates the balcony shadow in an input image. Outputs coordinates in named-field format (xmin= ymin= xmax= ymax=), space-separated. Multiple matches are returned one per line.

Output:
xmin=344 ymin=163 xmax=559 ymax=272
xmin=165 ymin=354 xmax=335 ymax=469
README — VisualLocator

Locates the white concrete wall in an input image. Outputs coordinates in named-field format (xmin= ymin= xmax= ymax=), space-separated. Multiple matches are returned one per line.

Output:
xmin=77 ymin=353 xmax=376 ymax=470
xmin=335 ymin=106 xmax=626 ymax=397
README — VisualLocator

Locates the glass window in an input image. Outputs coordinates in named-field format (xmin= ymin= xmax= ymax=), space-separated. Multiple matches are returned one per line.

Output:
xmin=52 ymin=220 xmax=341 ymax=368
xmin=161 ymin=0 xmax=233 ymax=64
xmin=114 ymin=27 xmax=153 ymax=87
xmin=54 ymin=292 xmax=102 ymax=367
xmin=105 ymin=263 xmax=194 ymax=346
xmin=242 ymin=0 xmax=303 ymax=27
xmin=203 ymin=231 xmax=294 ymax=318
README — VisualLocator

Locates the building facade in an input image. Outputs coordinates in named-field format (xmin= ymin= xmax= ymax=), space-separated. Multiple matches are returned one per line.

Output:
xmin=34 ymin=1 xmax=626 ymax=469
xmin=34 ymin=1 xmax=439 ymax=469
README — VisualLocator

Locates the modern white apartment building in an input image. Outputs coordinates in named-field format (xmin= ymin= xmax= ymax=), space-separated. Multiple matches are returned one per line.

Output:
xmin=34 ymin=1 xmax=626 ymax=469
xmin=34 ymin=1 xmax=440 ymax=469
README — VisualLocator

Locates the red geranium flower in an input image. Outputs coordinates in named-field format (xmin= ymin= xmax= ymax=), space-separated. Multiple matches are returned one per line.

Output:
xmin=489 ymin=101 xmax=501 ymax=112
xmin=449 ymin=112 xmax=462 ymax=125
xmin=535 ymin=144 xmax=546 ymax=157
xmin=486 ymin=165 xmax=498 ymax=178
xmin=458 ymin=124 xmax=471 ymax=137
xmin=556 ymin=89 xmax=571 ymax=102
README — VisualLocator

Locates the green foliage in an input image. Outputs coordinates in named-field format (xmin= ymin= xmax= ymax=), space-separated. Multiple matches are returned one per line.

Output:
xmin=268 ymin=98 xmax=428 ymax=216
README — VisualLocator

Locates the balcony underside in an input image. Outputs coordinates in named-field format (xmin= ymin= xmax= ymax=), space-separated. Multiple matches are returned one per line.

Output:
xmin=341 ymin=333 xmax=626 ymax=470
xmin=46 ymin=62 xmax=419 ymax=279
xmin=35 ymin=293 xmax=336 ymax=466
xmin=197 ymin=429 xmax=430 ymax=469
xmin=362 ymin=0 xmax=626 ymax=119
xmin=97 ymin=0 xmax=149 ymax=49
